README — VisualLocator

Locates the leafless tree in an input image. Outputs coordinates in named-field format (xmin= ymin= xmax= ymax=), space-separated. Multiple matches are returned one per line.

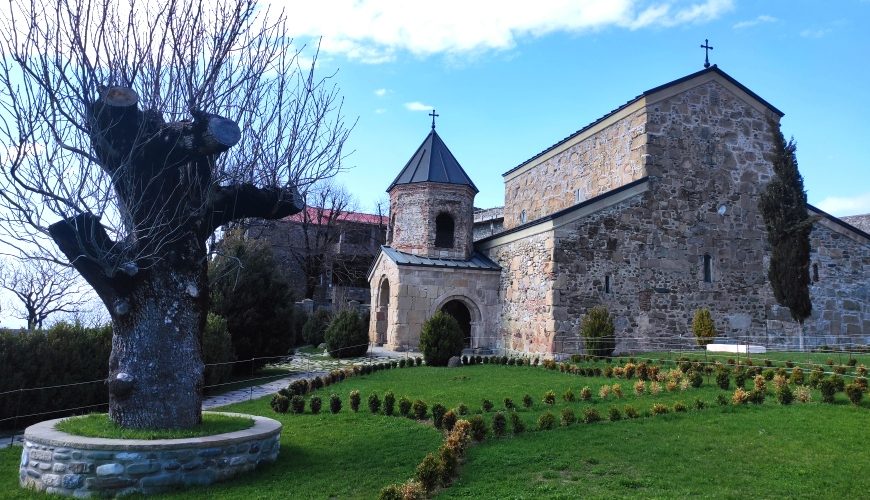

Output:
xmin=0 ymin=0 xmax=352 ymax=428
xmin=0 ymin=258 xmax=91 ymax=330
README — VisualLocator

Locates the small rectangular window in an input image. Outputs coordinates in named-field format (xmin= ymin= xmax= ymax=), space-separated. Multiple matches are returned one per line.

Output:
xmin=605 ymin=275 xmax=611 ymax=293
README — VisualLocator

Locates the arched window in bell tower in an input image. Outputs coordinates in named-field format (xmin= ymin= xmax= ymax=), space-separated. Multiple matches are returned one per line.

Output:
xmin=435 ymin=212 xmax=455 ymax=248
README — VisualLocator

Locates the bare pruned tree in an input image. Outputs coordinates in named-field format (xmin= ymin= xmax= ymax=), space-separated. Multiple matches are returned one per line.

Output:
xmin=0 ymin=258 xmax=91 ymax=330
xmin=0 ymin=0 xmax=352 ymax=428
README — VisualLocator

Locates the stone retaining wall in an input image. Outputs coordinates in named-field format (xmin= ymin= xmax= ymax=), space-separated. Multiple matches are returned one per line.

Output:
xmin=19 ymin=412 xmax=281 ymax=497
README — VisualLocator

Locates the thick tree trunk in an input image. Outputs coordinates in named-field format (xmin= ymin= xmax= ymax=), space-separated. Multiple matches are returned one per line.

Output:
xmin=106 ymin=264 xmax=207 ymax=429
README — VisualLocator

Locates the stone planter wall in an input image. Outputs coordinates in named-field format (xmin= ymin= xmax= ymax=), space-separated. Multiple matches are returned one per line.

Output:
xmin=19 ymin=412 xmax=281 ymax=497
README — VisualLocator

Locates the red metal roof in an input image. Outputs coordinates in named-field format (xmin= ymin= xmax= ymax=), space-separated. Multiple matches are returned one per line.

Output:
xmin=282 ymin=207 xmax=388 ymax=226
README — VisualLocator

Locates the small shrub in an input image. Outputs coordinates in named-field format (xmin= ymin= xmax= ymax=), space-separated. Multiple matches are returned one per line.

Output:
xmin=831 ymin=374 xmax=845 ymax=392
xmin=692 ymin=308 xmax=716 ymax=346
xmin=383 ymin=391 xmax=396 ymax=416
xmin=302 ymin=309 xmax=331 ymax=346
xmin=324 ymin=310 xmax=368 ymax=358
xmin=399 ymin=359 xmax=407 ymax=368
xmin=509 ymin=411 xmax=525 ymax=434
xmin=580 ymin=386 xmax=592 ymax=400
xmin=611 ymin=383 xmax=623 ymax=398
xmin=673 ymin=401 xmax=687 ymax=413
xmin=773 ymin=374 xmax=788 ymax=391
xmin=666 ymin=380 xmax=678 ymax=392
xmin=270 ymin=394 xmax=289 ymax=413
xmin=845 ymin=383 xmax=864 ymax=405
xmin=716 ymin=394 xmax=729 ymax=406
xmin=561 ymin=408 xmax=576 ymax=426
xmin=378 ymin=484 xmax=403 ymax=500
xmin=762 ymin=369 xmax=775 ymax=381
xmin=538 ymin=411 xmax=557 ymax=430
xmin=543 ymin=390 xmax=556 ymax=405
xmin=469 ymin=415 xmax=488 ymax=441
xmin=413 ymin=400 xmax=428 ymax=420
xmin=399 ymin=397 xmax=412 ymax=417
xmin=604 ymin=366 xmax=614 ymax=378
xmin=650 ymin=382 xmax=661 ymax=395
xmin=834 ymin=365 xmax=847 ymax=375
xmin=598 ymin=385 xmax=611 ymax=399
xmin=442 ymin=410 xmax=458 ymax=432
xmin=368 ymin=393 xmax=382 ymax=414
xmin=456 ymin=403 xmax=469 ymax=415
xmin=776 ymin=384 xmax=794 ymax=405
xmin=847 ymin=358 xmax=858 ymax=367
xmin=633 ymin=380 xmax=646 ymax=396
xmin=808 ymin=368 xmax=824 ymax=388
xmin=753 ymin=375 xmax=766 ymax=392
xmin=731 ymin=388 xmax=749 ymax=405
xmin=857 ymin=364 xmax=868 ymax=377
xmin=419 ymin=311 xmax=465 ymax=366
xmin=623 ymin=405 xmax=639 ymax=419
xmin=748 ymin=388 xmax=765 ymax=404
xmin=492 ymin=412 xmax=507 ymax=437
xmin=522 ymin=394 xmax=533 ymax=408
xmin=482 ymin=399 xmax=494 ymax=412
xmin=329 ymin=394 xmax=342 ymax=414
xmin=650 ymin=403 xmax=669 ymax=415
xmin=608 ymin=406 xmax=622 ymax=421
xmin=734 ymin=367 xmax=747 ymax=388
xmin=438 ymin=446 xmax=458 ymax=485
xmin=289 ymin=379 xmax=310 ymax=397
xmin=563 ymin=388 xmax=575 ymax=402
xmin=416 ymin=357 xmax=423 ymax=366
xmin=432 ymin=403 xmax=447 ymax=429
xmin=687 ymin=370 xmax=703 ymax=388
xmin=349 ymin=390 xmax=361 ymax=412
xmin=503 ymin=397 xmax=515 ymax=410
xmin=579 ymin=306 xmax=616 ymax=358
xmin=810 ymin=377 xmax=837 ymax=403
xmin=794 ymin=385 xmax=812 ymax=403
xmin=582 ymin=407 xmax=601 ymax=424
xmin=309 ymin=396 xmax=322 ymax=414
xmin=789 ymin=366 xmax=804 ymax=385
xmin=693 ymin=398 xmax=706 ymax=410
xmin=291 ymin=395 xmax=306 ymax=414
xmin=415 ymin=453 xmax=441 ymax=493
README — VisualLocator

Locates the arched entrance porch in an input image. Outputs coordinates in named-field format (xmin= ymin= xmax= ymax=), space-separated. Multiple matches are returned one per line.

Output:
xmin=431 ymin=294 xmax=484 ymax=349
xmin=374 ymin=277 xmax=390 ymax=345
xmin=441 ymin=300 xmax=472 ymax=347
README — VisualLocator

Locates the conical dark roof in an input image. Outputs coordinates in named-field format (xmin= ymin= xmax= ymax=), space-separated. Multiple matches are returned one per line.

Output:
xmin=387 ymin=129 xmax=478 ymax=193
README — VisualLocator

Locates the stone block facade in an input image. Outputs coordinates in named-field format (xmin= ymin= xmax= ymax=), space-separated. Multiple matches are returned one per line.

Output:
xmin=19 ymin=413 xmax=281 ymax=497
xmin=478 ymin=69 xmax=869 ymax=354
xmin=369 ymin=252 xmax=500 ymax=350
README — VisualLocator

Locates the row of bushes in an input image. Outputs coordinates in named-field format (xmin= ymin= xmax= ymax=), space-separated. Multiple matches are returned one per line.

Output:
xmin=0 ymin=317 xmax=240 ymax=430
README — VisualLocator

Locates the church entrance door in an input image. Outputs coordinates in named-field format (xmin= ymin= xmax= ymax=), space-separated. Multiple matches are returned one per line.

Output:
xmin=441 ymin=300 xmax=472 ymax=347
xmin=375 ymin=279 xmax=390 ymax=345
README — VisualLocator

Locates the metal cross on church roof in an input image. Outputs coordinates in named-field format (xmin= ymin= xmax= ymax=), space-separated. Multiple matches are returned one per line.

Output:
xmin=700 ymin=39 xmax=713 ymax=68
xmin=429 ymin=109 xmax=439 ymax=130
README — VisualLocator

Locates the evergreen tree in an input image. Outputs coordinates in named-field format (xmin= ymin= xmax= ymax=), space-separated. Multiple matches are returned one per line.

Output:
xmin=759 ymin=120 xmax=813 ymax=348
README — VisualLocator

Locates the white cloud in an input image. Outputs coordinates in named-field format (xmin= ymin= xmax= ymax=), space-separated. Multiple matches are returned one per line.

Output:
xmin=733 ymin=15 xmax=777 ymax=29
xmin=816 ymin=192 xmax=870 ymax=216
xmin=374 ymin=108 xmax=387 ymax=114
xmin=374 ymin=88 xmax=390 ymax=97
xmin=276 ymin=0 xmax=734 ymax=63
xmin=404 ymin=102 xmax=435 ymax=112
xmin=801 ymin=28 xmax=831 ymax=38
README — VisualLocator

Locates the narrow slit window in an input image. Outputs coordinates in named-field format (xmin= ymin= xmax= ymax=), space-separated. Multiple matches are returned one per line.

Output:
xmin=520 ymin=209 xmax=527 ymax=224
xmin=703 ymin=254 xmax=713 ymax=283
xmin=812 ymin=263 xmax=819 ymax=283
xmin=605 ymin=275 xmax=611 ymax=293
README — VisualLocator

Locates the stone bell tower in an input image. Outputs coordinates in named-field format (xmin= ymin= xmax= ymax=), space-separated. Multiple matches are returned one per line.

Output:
xmin=386 ymin=127 xmax=478 ymax=260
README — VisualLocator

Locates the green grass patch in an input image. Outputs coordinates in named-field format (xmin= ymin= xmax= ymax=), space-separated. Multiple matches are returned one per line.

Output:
xmin=55 ymin=412 xmax=253 ymax=440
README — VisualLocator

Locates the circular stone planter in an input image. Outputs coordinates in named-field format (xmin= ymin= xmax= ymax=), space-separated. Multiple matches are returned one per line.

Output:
xmin=19 ymin=412 xmax=281 ymax=497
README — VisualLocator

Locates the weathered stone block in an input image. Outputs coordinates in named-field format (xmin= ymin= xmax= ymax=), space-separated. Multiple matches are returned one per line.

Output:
xmin=126 ymin=461 xmax=161 ymax=475
xmin=95 ymin=463 xmax=124 ymax=476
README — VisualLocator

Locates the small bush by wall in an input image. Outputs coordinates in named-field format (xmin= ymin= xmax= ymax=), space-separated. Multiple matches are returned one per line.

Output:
xmin=419 ymin=311 xmax=465 ymax=366
xmin=325 ymin=310 xmax=369 ymax=358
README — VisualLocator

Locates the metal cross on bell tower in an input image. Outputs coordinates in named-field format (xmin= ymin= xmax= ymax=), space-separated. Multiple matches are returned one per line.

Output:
xmin=700 ymin=39 xmax=714 ymax=68
xmin=429 ymin=109 xmax=439 ymax=130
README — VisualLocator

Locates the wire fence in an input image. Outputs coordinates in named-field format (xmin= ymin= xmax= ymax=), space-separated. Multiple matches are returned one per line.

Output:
xmin=2 ymin=336 xmax=868 ymax=446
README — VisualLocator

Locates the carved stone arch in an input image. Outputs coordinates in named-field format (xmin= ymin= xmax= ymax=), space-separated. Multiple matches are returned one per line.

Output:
xmin=430 ymin=293 xmax=484 ymax=349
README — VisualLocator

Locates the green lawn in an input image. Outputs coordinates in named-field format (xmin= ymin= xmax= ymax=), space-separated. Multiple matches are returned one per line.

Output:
xmin=1 ymin=364 xmax=867 ymax=498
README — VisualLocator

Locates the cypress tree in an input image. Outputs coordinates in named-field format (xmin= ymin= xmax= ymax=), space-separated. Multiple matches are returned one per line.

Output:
xmin=759 ymin=119 xmax=813 ymax=348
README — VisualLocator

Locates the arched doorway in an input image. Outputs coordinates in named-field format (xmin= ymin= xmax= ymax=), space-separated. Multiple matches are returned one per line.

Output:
xmin=375 ymin=278 xmax=390 ymax=345
xmin=441 ymin=300 xmax=472 ymax=347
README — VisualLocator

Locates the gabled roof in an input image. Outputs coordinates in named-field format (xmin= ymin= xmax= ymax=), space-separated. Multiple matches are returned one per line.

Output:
xmin=387 ymin=129 xmax=478 ymax=193
xmin=282 ymin=207 xmax=388 ymax=226
xmin=380 ymin=246 xmax=500 ymax=270
xmin=503 ymin=65 xmax=785 ymax=177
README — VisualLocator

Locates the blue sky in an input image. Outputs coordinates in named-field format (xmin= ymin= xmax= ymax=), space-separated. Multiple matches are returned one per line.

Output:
xmin=282 ymin=0 xmax=870 ymax=216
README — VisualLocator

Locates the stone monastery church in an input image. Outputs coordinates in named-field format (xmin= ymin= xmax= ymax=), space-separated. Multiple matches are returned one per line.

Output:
xmin=367 ymin=65 xmax=870 ymax=355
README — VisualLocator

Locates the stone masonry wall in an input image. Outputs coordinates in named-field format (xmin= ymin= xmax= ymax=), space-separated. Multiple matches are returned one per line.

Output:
xmin=502 ymin=106 xmax=648 ymax=230
xmin=482 ymin=231 xmax=557 ymax=354
xmin=369 ymin=256 xmax=500 ymax=350
xmin=389 ymin=183 xmax=476 ymax=260
xmin=19 ymin=414 xmax=281 ymax=497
